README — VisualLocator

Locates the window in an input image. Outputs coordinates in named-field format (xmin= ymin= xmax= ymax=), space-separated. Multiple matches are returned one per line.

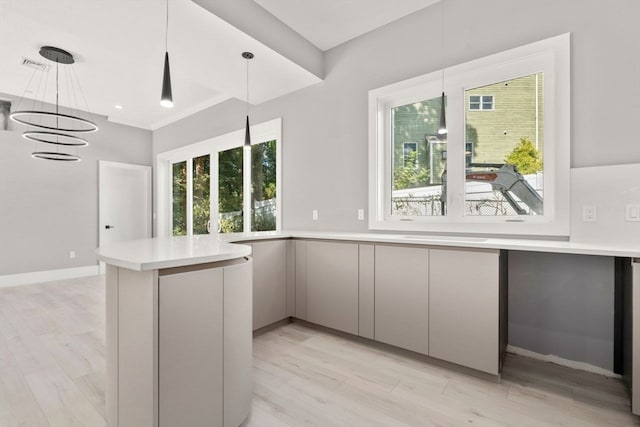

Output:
xmin=157 ymin=118 xmax=282 ymax=236
xmin=469 ymin=95 xmax=494 ymax=110
xmin=171 ymin=161 xmax=187 ymax=236
xmin=402 ymin=142 xmax=418 ymax=167
xmin=368 ymin=34 xmax=570 ymax=236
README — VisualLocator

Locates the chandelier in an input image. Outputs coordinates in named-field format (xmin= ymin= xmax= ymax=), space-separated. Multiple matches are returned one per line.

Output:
xmin=10 ymin=46 xmax=98 ymax=162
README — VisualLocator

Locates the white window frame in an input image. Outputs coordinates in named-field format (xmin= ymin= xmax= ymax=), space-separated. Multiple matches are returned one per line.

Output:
xmin=469 ymin=95 xmax=494 ymax=111
xmin=402 ymin=142 xmax=418 ymax=167
xmin=156 ymin=118 xmax=282 ymax=237
xmin=368 ymin=33 xmax=570 ymax=236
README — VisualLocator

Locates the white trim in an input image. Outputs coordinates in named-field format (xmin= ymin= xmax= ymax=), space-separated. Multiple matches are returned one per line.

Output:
xmin=506 ymin=345 xmax=620 ymax=379
xmin=0 ymin=265 xmax=100 ymax=288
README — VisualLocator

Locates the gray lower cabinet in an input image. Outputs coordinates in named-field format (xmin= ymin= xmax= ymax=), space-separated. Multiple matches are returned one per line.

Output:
xmin=374 ymin=245 xmax=429 ymax=355
xmin=159 ymin=268 xmax=224 ymax=427
xmin=429 ymin=248 xmax=500 ymax=375
xmin=158 ymin=260 xmax=252 ymax=427
xmin=305 ymin=240 xmax=359 ymax=335
xmin=252 ymin=240 xmax=288 ymax=330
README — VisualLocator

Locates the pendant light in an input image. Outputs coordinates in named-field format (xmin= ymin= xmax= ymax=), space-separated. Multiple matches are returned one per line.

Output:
xmin=160 ymin=0 xmax=173 ymax=108
xmin=242 ymin=51 xmax=254 ymax=150
xmin=10 ymin=46 xmax=98 ymax=162
xmin=437 ymin=0 xmax=447 ymax=136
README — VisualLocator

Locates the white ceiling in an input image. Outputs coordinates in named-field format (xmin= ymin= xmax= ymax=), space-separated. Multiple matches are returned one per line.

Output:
xmin=255 ymin=0 xmax=441 ymax=51
xmin=0 ymin=0 xmax=438 ymax=130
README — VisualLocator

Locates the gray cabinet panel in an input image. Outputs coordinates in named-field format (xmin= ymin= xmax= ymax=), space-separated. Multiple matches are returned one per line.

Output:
xmin=295 ymin=241 xmax=307 ymax=320
xmin=223 ymin=260 xmax=253 ymax=427
xmin=252 ymin=240 xmax=287 ymax=330
xmin=306 ymin=241 xmax=359 ymax=335
xmin=429 ymin=248 xmax=500 ymax=375
xmin=358 ymin=244 xmax=375 ymax=339
xmin=159 ymin=268 xmax=223 ymax=427
xmin=374 ymin=245 xmax=429 ymax=355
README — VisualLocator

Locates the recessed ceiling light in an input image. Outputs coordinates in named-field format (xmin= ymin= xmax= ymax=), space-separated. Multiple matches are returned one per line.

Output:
xmin=115 ymin=105 xmax=123 ymax=110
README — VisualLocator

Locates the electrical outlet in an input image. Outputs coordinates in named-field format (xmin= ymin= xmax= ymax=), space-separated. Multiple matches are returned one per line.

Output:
xmin=582 ymin=205 xmax=597 ymax=222
xmin=357 ymin=209 xmax=365 ymax=220
xmin=312 ymin=210 xmax=318 ymax=220
xmin=69 ymin=250 xmax=76 ymax=259
xmin=625 ymin=204 xmax=640 ymax=222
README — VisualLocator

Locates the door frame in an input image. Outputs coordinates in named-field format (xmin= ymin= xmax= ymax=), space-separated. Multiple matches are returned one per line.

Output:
xmin=99 ymin=160 xmax=152 ymax=272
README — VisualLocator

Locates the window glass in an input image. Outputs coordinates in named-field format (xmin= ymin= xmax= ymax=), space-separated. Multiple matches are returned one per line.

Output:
xmin=251 ymin=140 xmax=277 ymax=232
xmin=192 ymin=154 xmax=210 ymax=234
xmin=218 ymin=147 xmax=243 ymax=233
xmin=464 ymin=73 xmax=544 ymax=216
xmin=391 ymin=96 xmax=446 ymax=216
xmin=172 ymin=161 xmax=187 ymax=236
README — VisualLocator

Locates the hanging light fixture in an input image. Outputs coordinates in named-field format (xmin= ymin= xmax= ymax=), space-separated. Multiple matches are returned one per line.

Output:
xmin=437 ymin=0 xmax=448 ymax=136
xmin=242 ymin=51 xmax=254 ymax=150
xmin=160 ymin=0 xmax=173 ymax=108
xmin=10 ymin=46 xmax=98 ymax=162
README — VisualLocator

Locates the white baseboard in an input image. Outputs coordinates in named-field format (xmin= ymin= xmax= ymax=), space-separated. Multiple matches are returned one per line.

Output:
xmin=0 ymin=265 xmax=100 ymax=288
xmin=506 ymin=344 xmax=620 ymax=379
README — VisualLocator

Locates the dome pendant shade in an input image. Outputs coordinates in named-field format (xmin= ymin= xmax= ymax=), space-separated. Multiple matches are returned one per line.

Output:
xmin=437 ymin=92 xmax=447 ymax=135
xmin=160 ymin=52 xmax=173 ymax=108
xmin=244 ymin=115 xmax=251 ymax=147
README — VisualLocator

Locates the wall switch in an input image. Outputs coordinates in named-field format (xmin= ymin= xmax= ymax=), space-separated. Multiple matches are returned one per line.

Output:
xmin=312 ymin=210 xmax=318 ymax=220
xmin=582 ymin=205 xmax=597 ymax=222
xmin=625 ymin=204 xmax=640 ymax=222
xmin=357 ymin=209 xmax=365 ymax=220
xmin=69 ymin=250 xmax=76 ymax=259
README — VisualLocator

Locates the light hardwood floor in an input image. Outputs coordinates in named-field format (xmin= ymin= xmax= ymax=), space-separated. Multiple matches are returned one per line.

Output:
xmin=0 ymin=276 xmax=638 ymax=427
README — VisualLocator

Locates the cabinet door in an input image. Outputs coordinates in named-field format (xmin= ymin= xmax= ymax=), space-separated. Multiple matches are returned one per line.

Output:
xmin=159 ymin=268 xmax=224 ymax=427
xmin=375 ymin=245 xmax=429 ymax=355
xmin=252 ymin=240 xmax=287 ymax=330
xmin=223 ymin=260 xmax=253 ymax=427
xmin=306 ymin=241 xmax=359 ymax=334
xmin=429 ymin=248 xmax=499 ymax=375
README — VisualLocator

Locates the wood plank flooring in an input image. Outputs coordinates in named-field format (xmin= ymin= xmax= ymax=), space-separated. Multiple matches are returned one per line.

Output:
xmin=0 ymin=276 xmax=638 ymax=427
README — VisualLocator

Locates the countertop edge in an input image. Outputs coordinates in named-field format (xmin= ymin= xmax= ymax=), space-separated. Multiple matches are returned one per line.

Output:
xmin=225 ymin=231 xmax=640 ymax=258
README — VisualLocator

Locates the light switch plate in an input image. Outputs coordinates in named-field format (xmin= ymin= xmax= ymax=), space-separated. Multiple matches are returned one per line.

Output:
xmin=625 ymin=204 xmax=640 ymax=222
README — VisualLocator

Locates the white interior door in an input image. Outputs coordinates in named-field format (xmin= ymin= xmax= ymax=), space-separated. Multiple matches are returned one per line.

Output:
xmin=99 ymin=161 xmax=152 ymax=267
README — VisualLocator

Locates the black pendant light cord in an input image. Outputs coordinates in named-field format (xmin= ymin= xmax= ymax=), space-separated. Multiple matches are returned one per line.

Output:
xmin=441 ymin=0 xmax=445 ymax=94
xmin=246 ymin=56 xmax=249 ymax=117
xmin=165 ymin=0 xmax=169 ymax=53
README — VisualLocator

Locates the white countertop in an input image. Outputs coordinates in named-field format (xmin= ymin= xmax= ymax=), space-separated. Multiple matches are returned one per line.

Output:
xmin=97 ymin=230 xmax=640 ymax=271
xmin=223 ymin=230 xmax=640 ymax=258
xmin=96 ymin=235 xmax=252 ymax=271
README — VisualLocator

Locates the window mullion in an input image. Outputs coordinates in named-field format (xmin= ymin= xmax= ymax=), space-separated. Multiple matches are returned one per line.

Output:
xmin=186 ymin=159 xmax=194 ymax=236
xmin=210 ymin=151 xmax=219 ymax=235
xmin=243 ymin=145 xmax=252 ymax=233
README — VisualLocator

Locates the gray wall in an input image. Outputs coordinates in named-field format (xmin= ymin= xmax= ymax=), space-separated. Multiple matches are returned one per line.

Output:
xmin=0 ymin=98 xmax=152 ymax=276
xmin=152 ymin=0 xmax=640 ymax=370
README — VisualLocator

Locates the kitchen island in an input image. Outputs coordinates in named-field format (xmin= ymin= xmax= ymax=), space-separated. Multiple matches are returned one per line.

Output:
xmin=97 ymin=236 xmax=253 ymax=427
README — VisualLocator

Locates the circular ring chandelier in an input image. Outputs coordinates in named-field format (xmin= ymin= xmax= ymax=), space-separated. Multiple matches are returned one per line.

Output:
xmin=11 ymin=111 xmax=97 ymax=133
xmin=23 ymin=131 xmax=89 ymax=147
xmin=31 ymin=151 xmax=81 ymax=162
xmin=9 ymin=46 xmax=97 ymax=162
